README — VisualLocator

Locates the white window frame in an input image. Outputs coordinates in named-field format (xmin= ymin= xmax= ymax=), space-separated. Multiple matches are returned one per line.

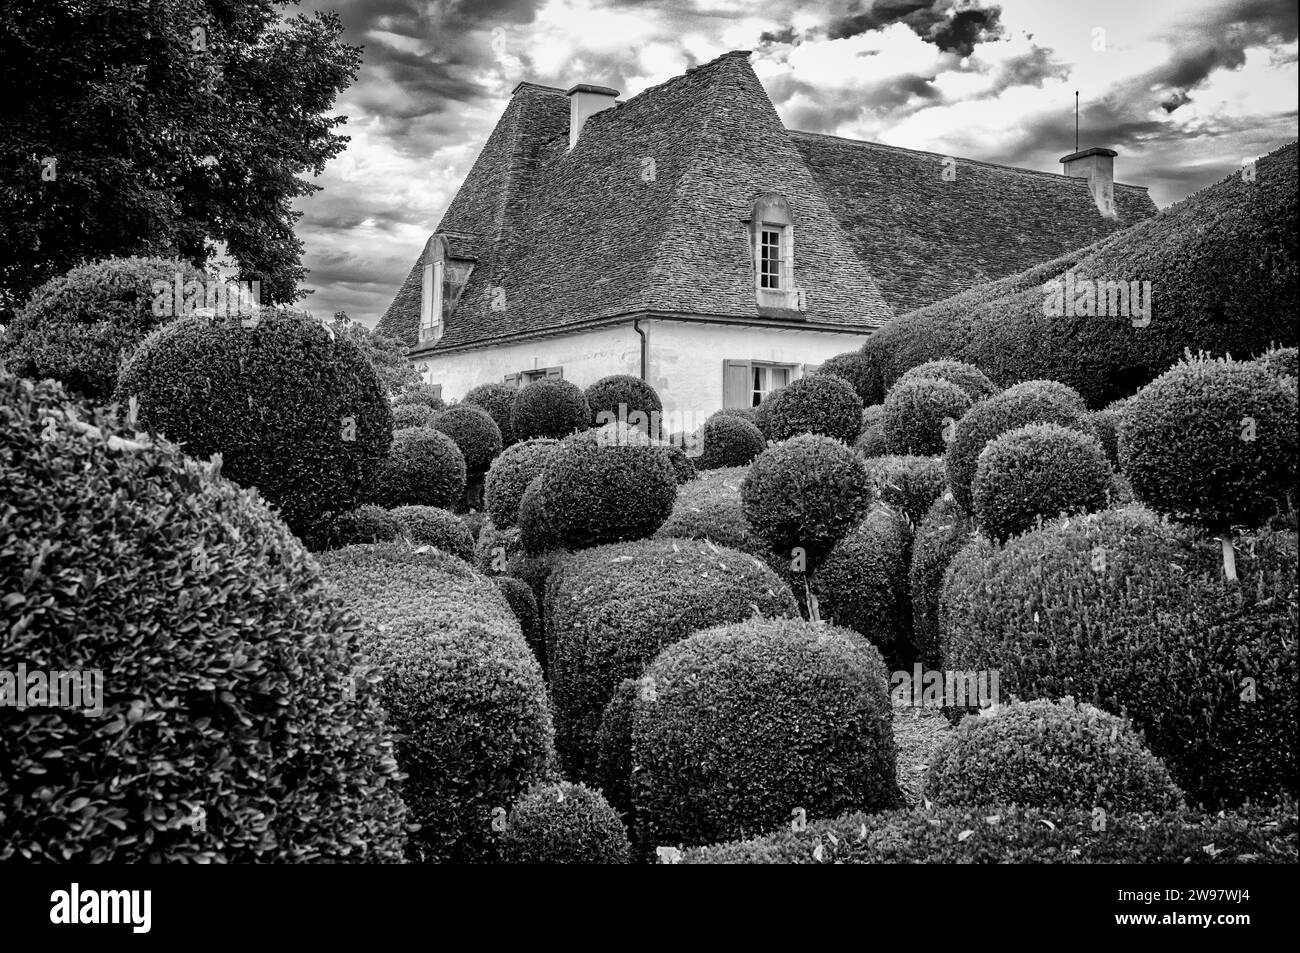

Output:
xmin=724 ymin=359 xmax=799 ymax=409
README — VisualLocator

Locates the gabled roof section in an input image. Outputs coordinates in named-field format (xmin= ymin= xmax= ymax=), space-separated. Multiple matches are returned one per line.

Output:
xmin=792 ymin=132 xmax=1158 ymax=314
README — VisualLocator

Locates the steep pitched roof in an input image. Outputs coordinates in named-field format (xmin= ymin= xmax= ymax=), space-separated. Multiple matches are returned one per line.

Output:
xmin=792 ymin=133 xmax=1157 ymax=314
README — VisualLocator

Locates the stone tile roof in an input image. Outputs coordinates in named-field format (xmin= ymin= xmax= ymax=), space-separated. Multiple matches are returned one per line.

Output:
xmin=379 ymin=51 xmax=1157 ymax=352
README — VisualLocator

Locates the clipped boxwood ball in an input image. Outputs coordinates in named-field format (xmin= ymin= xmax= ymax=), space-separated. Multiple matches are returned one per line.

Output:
xmin=116 ymin=311 xmax=392 ymax=538
xmin=854 ymin=404 xmax=888 ymax=457
xmin=971 ymin=423 xmax=1112 ymax=541
xmin=463 ymin=382 xmax=518 ymax=446
xmin=434 ymin=403 xmax=502 ymax=473
xmin=815 ymin=350 xmax=882 ymax=405
xmin=697 ymin=414 xmax=765 ymax=470
xmin=925 ymin=699 xmax=1184 ymax=813
xmin=712 ymin=406 xmax=760 ymax=427
xmin=898 ymin=359 xmax=1000 ymax=403
xmin=764 ymin=374 xmax=863 ymax=444
xmin=945 ymin=379 xmax=1094 ymax=512
xmin=811 ymin=504 xmax=912 ymax=658
xmin=510 ymin=378 xmax=591 ymax=440
xmin=537 ymin=437 xmax=677 ymax=550
xmin=655 ymin=467 xmax=767 ymax=558
xmin=317 ymin=504 xmax=401 ymax=550
xmin=392 ymin=383 xmax=445 ymax=410
xmin=493 ymin=575 xmax=542 ymax=667
xmin=741 ymin=433 xmax=874 ymax=570
xmin=1 ymin=255 xmax=206 ymax=400
xmin=1254 ymin=346 xmax=1298 ymax=382
xmin=485 ymin=438 xmax=561 ymax=528
xmin=518 ymin=475 xmax=563 ymax=555
xmin=500 ymin=782 xmax=630 ymax=864
xmin=371 ymin=426 xmax=466 ymax=510
xmin=585 ymin=374 xmax=663 ymax=431
xmin=390 ymin=505 xmax=474 ymax=562
xmin=393 ymin=403 xmax=436 ymax=430
xmin=1119 ymin=356 xmax=1297 ymax=533
xmin=866 ymin=454 xmax=947 ymax=525
xmin=631 ymin=618 xmax=901 ymax=848
xmin=941 ymin=505 xmax=1298 ymax=808
xmin=317 ymin=544 xmax=554 ymax=862
xmin=1 ymin=373 xmax=408 ymax=862
xmin=909 ymin=495 xmax=975 ymax=666
xmin=547 ymin=538 xmax=799 ymax=778
xmin=882 ymin=376 xmax=973 ymax=456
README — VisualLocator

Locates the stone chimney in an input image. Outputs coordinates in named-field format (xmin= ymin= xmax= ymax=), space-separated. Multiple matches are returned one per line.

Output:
xmin=566 ymin=83 xmax=619 ymax=149
xmin=1060 ymin=147 xmax=1119 ymax=218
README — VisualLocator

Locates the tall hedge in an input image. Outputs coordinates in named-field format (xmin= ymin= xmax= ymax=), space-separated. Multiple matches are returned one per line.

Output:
xmin=1 ymin=372 xmax=408 ymax=863
xmin=115 ymin=311 xmax=392 ymax=538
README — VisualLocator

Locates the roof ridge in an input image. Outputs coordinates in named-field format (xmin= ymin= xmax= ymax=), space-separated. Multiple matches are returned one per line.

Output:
xmin=788 ymin=129 xmax=1150 ymax=191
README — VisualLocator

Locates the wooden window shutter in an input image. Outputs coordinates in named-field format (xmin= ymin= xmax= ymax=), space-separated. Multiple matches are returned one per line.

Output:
xmin=544 ymin=366 xmax=563 ymax=380
xmin=723 ymin=360 xmax=749 ymax=410
xmin=430 ymin=383 xmax=443 ymax=400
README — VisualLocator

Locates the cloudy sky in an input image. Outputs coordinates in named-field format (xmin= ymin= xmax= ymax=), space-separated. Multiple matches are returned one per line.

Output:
xmin=291 ymin=0 xmax=1298 ymax=325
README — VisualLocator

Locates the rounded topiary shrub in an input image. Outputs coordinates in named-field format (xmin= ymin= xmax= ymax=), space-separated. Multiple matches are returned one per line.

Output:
xmin=925 ymin=698 xmax=1184 ymax=813
xmin=945 ymin=379 xmax=1094 ymax=512
xmin=433 ymin=404 xmax=502 ymax=474
xmin=854 ymin=404 xmax=888 ymax=457
xmin=941 ymin=505 xmax=1297 ymax=808
xmin=317 ymin=544 xmax=554 ymax=862
xmin=971 ymin=423 xmax=1112 ymax=541
xmin=500 ymin=782 xmax=630 ymax=864
xmin=585 ymin=374 xmax=663 ymax=431
xmin=493 ymin=576 xmax=541 ymax=667
xmin=547 ymin=538 xmax=799 ymax=778
xmin=536 ymin=436 xmax=677 ymax=550
xmin=392 ymin=383 xmax=445 ymax=410
xmin=510 ymin=378 xmax=590 ymax=440
xmin=594 ymin=678 xmax=641 ymax=817
xmin=697 ymin=414 xmax=765 ymax=470
xmin=882 ymin=376 xmax=973 ymax=456
xmin=463 ymin=382 xmax=518 ymax=446
xmin=764 ymin=374 xmax=863 ymax=444
xmin=712 ymin=406 xmax=759 ymax=426
xmin=898 ymin=359 xmax=1000 ymax=403
xmin=741 ymin=433 xmax=874 ymax=570
xmin=390 ymin=505 xmax=474 ymax=562
xmin=485 ymin=437 xmax=561 ymax=529
xmin=518 ymin=474 xmax=563 ymax=555
xmin=631 ymin=618 xmax=901 ymax=848
xmin=371 ymin=426 xmax=466 ymax=510
xmin=655 ymin=467 xmax=765 ymax=557
xmin=115 ymin=311 xmax=392 ymax=537
xmin=909 ymin=495 xmax=976 ymax=666
xmin=1 ymin=256 xmax=206 ymax=400
xmin=866 ymin=454 xmax=948 ymax=525
xmin=810 ymin=504 xmax=912 ymax=660
xmin=317 ymin=503 xmax=401 ymax=550
xmin=815 ymin=350 xmax=882 ymax=405
xmin=1119 ymin=355 xmax=1297 ymax=580
xmin=1 ymin=373 xmax=408 ymax=862
xmin=392 ymin=403 xmax=436 ymax=430
xmin=1255 ymin=345 xmax=1298 ymax=382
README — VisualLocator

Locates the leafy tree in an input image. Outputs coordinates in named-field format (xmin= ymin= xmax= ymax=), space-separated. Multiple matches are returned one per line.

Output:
xmin=0 ymin=0 xmax=362 ymax=322
xmin=327 ymin=311 xmax=420 ymax=396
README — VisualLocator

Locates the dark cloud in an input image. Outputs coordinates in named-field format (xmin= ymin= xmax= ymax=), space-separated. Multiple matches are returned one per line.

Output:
xmin=828 ymin=0 xmax=1003 ymax=55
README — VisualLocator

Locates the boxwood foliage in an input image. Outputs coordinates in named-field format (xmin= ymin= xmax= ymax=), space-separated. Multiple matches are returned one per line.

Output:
xmin=866 ymin=454 xmax=947 ymax=525
xmin=1088 ymin=401 xmax=1124 ymax=464
xmin=631 ymin=618 xmax=901 ymax=849
xmin=392 ymin=403 xmax=436 ymax=430
xmin=764 ymin=374 xmax=864 ymax=444
xmin=864 ymin=142 xmax=1298 ymax=407
xmin=314 ymin=503 xmax=402 ymax=550
xmin=1255 ymin=345 xmax=1299 ymax=382
xmin=546 ymin=538 xmax=799 ymax=778
xmin=389 ymin=505 xmax=474 ymax=562
xmin=1 ymin=373 xmax=408 ymax=863
xmin=433 ymin=403 xmax=502 ymax=474
xmin=500 ymin=782 xmax=630 ymax=864
xmin=909 ymin=495 xmax=976 ymax=667
xmin=814 ymin=350 xmax=883 ymax=405
xmin=494 ymin=576 xmax=542 ymax=667
xmin=510 ymin=378 xmax=591 ymax=440
xmin=371 ymin=426 xmax=466 ymax=510
xmin=317 ymin=544 xmax=555 ymax=863
xmin=1 ymin=256 xmax=206 ymax=401
xmin=742 ymin=434 xmax=875 ymax=571
xmin=485 ymin=437 xmax=561 ymax=528
xmin=684 ymin=804 xmax=1298 ymax=864
xmin=882 ymin=376 xmax=973 ymax=456
xmin=585 ymin=374 xmax=663 ymax=430
xmin=518 ymin=475 xmax=564 ymax=556
xmin=971 ymin=423 xmax=1112 ymax=541
xmin=854 ymin=404 xmax=889 ymax=457
xmin=811 ymin=505 xmax=912 ymax=661
xmin=463 ymin=382 xmax=518 ymax=446
xmin=696 ymin=414 xmax=765 ymax=470
xmin=713 ymin=406 xmax=760 ymax=427
xmin=594 ymin=678 xmax=641 ymax=818
xmin=392 ymin=383 xmax=445 ymax=411
xmin=925 ymin=699 xmax=1185 ymax=813
xmin=115 ymin=311 xmax=393 ymax=538
xmin=655 ymin=466 xmax=767 ymax=557
xmin=1119 ymin=355 xmax=1298 ymax=535
xmin=897 ymin=359 xmax=1001 ymax=403
xmin=941 ymin=505 xmax=1298 ymax=808
xmin=944 ymin=379 xmax=1094 ymax=512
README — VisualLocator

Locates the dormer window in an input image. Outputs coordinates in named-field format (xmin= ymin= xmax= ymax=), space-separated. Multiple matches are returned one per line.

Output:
xmin=419 ymin=233 xmax=474 ymax=345
xmin=746 ymin=193 xmax=801 ymax=312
